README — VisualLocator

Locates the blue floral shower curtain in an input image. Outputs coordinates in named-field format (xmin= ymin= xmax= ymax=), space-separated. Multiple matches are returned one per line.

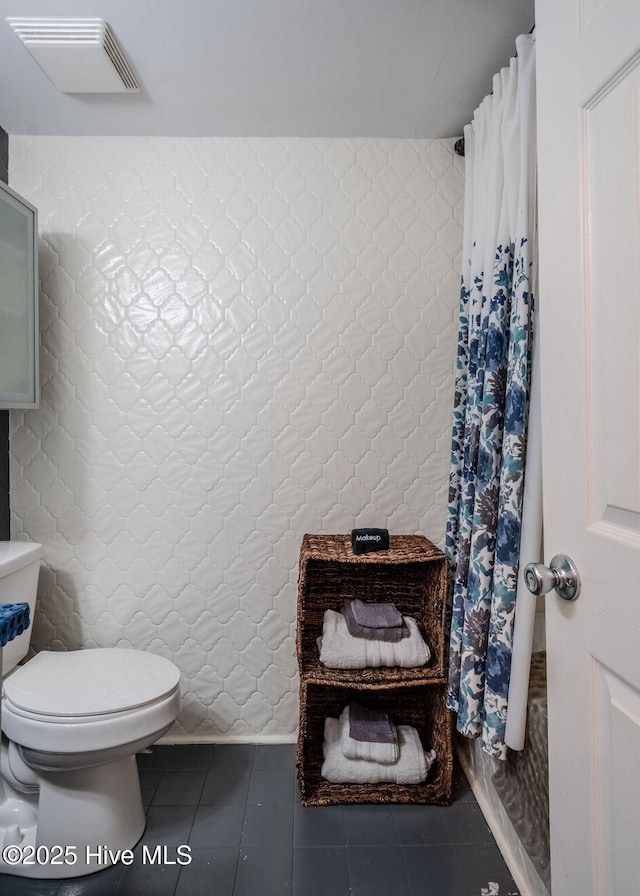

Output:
xmin=446 ymin=34 xmax=537 ymax=760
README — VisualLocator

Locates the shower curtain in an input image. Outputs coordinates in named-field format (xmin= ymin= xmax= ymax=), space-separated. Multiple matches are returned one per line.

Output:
xmin=445 ymin=34 xmax=537 ymax=760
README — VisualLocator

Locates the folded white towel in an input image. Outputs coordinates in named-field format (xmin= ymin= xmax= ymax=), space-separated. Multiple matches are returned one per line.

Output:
xmin=318 ymin=609 xmax=430 ymax=669
xmin=339 ymin=706 xmax=399 ymax=764
xmin=321 ymin=716 xmax=436 ymax=784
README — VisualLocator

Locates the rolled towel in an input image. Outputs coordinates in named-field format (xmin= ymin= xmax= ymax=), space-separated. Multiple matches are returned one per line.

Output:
xmin=322 ymin=716 xmax=436 ymax=784
xmin=350 ymin=599 xmax=403 ymax=629
xmin=318 ymin=609 xmax=430 ymax=669
xmin=343 ymin=602 xmax=408 ymax=642
xmin=0 ymin=602 xmax=30 ymax=648
xmin=340 ymin=706 xmax=399 ymax=764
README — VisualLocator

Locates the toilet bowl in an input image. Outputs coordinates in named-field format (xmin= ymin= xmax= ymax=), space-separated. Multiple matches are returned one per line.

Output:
xmin=0 ymin=542 xmax=183 ymax=878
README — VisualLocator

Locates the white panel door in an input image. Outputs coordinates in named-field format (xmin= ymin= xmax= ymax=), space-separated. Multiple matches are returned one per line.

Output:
xmin=535 ymin=1 xmax=640 ymax=894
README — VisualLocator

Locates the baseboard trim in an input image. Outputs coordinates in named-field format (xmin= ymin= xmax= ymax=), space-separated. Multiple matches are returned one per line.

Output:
xmin=457 ymin=745 xmax=551 ymax=896
xmin=157 ymin=733 xmax=298 ymax=745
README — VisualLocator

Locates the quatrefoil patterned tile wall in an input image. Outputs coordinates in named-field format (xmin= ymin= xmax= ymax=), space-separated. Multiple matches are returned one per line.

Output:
xmin=8 ymin=136 xmax=463 ymax=741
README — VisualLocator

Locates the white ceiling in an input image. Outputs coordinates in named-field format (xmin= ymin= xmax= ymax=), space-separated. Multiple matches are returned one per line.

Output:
xmin=0 ymin=0 xmax=534 ymax=138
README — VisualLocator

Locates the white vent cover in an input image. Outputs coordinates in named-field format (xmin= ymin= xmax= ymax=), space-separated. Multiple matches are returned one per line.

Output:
xmin=7 ymin=18 xmax=140 ymax=93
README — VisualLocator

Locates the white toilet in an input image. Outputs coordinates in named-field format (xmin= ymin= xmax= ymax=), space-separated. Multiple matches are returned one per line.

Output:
xmin=0 ymin=541 xmax=182 ymax=879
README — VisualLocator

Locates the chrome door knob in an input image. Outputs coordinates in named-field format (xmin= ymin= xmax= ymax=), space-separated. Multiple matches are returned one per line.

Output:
xmin=524 ymin=554 xmax=580 ymax=601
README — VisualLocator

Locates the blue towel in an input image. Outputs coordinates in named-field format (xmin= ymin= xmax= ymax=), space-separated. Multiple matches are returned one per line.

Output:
xmin=0 ymin=603 xmax=30 ymax=647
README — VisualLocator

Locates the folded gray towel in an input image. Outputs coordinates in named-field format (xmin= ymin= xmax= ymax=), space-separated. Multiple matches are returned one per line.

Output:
xmin=349 ymin=702 xmax=397 ymax=744
xmin=340 ymin=707 xmax=399 ymax=764
xmin=343 ymin=602 xmax=408 ymax=642
xmin=322 ymin=717 xmax=436 ymax=784
xmin=318 ymin=609 xmax=430 ymax=669
xmin=351 ymin=599 xmax=403 ymax=629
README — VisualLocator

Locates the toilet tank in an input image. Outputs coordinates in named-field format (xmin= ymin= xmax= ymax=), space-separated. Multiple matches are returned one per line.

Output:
xmin=0 ymin=541 xmax=42 ymax=674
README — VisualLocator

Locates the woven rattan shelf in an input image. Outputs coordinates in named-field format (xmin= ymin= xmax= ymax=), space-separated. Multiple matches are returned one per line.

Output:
xmin=296 ymin=533 xmax=453 ymax=807
xmin=297 ymin=534 xmax=449 ymax=680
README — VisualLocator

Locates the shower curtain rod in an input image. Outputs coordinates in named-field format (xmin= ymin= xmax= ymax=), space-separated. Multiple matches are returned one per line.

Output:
xmin=454 ymin=25 xmax=535 ymax=158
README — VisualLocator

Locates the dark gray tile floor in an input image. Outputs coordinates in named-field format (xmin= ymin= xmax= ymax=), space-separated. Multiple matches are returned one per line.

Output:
xmin=0 ymin=744 xmax=520 ymax=896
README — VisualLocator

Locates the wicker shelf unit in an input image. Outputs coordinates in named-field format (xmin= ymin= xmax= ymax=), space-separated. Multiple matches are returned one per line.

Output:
xmin=296 ymin=533 xmax=453 ymax=807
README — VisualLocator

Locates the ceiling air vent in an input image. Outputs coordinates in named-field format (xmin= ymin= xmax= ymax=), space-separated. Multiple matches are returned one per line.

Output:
xmin=7 ymin=18 xmax=140 ymax=93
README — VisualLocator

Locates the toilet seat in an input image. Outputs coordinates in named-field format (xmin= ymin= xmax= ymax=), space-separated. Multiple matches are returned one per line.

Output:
xmin=3 ymin=648 xmax=180 ymax=718
xmin=1 ymin=648 xmax=182 ymax=756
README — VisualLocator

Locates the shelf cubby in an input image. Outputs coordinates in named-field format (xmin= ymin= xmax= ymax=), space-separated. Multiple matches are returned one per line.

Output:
xmin=296 ymin=533 xmax=453 ymax=807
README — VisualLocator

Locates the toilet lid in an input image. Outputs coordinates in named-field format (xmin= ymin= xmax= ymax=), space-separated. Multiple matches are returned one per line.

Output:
xmin=3 ymin=648 xmax=180 ymax=718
